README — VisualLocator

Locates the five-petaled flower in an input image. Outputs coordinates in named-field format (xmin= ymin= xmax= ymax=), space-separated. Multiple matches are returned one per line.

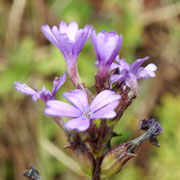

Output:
xmin=110 ymin=56 xmax=157 ymax=85
xmin=41 ymin=21 xmax=92 ymax=64
xmin=41 ymin=21 xmax=92 ymax=87
xmin=14 ymin=73 xmax=66 ymax=102
xmin=45 ymin=89 xmax=121 ymax=131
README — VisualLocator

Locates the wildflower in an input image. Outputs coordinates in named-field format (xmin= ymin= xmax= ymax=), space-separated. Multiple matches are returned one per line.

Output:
xmin=91 ymin=30 xmax=122 ymax=74
xmin=45 ymin=89 xmax=121 ymax=131
xmin=91 ymin=30 xmax=122 ymax=68
xmin=14 ymin=73 xmax=66 ymax=102
xmin=91 ymin=30 xmax=122 ymax=90
xmin=41 ymin=21 xmax=92 ymax=61
xmin=41 ymin=21 xmax=92 ymax=88
xmin=110 ymin=56 xmax=157 ymax=84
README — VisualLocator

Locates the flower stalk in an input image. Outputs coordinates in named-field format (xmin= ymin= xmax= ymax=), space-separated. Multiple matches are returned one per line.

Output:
xmin=66 ymin=60 xmax=84 ymax=89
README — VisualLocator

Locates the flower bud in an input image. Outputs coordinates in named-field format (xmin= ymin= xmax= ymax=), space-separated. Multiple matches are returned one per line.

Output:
xmin=100 ymin=143 xmax=136 ymax=178
xmin=74 ymin=149 xmax=94 ymax=177
xmin=68 ymin=134 xmax=94 ymax=177
xmin=139 ymin=118 xmax=163 ymax=146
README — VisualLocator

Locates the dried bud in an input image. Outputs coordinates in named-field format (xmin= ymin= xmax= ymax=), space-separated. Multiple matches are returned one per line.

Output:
xmin=24 ymin=167 xmax=42 ymax=180
xmin=139 ymin=118 xmax=163 ymax=146
xmin=100 ymin=143 xmax=136 ymax=178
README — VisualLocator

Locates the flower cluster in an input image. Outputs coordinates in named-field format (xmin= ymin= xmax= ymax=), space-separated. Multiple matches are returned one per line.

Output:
xmin=14 ymin=21 xmax=162 ymax=179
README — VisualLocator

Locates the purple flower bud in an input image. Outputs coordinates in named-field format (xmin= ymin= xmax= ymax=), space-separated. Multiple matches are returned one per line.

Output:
xmin=45 ymin=89 xmax=121 ymax=131
xmin=14 ymin=73 xmax=66 ymax=102
xmin=91 ymin=30 xmax=122 ymax=90
xmin=91 ymin=30 xmax=122 ymax=67
xmin=91 ymin=30 xmax=122 ymax=76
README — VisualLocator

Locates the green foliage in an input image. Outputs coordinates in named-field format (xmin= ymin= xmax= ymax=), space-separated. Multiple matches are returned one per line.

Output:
xmin=78 ymin=45 xmax=96 ymax=88
xmin=0 ymin=37 xmax=36 ymax=98
xmin=51 ymin=0 xmax=92 ymax=24
xmin=40 ymin=147 xmax=67 ymax=180
xmin=113 ymin=164 xmax=142 ymax=180
xmin=36 ymin=46 xmax=66 ymax=75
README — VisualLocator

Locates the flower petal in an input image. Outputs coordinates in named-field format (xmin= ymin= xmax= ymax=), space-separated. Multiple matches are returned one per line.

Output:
xmin=145 ymin=63 xmax=157 ymax=72
xmin=130 ymin=56 xmax=149 ymax=75
xmin=91 ymin=100 xmax=119 ymax=119
xmin=74 ymin=24 xmax=92 ymax=55
xmin=45 ymin=100 xmax=82 ymax=117
xmin=14 ymin=82 xmax=37 ymax=95
xmin=59 ymin=21 xmax=78 ymax=42
xmin=63 ymin=89 xmax=89 ymax=112
xmin=137 ymin=63 xmax=157 ymax=79
xmin=65 ymin=117 xmax=90 ymax=131
xmin=110 ymin=62 xmax=119 ymax=71
xmin=90 ymin=90 xmax=121 ymax=113
xmin=41 ymin=25 xmax=59 ymax=49
xmin=51 ymin=26 xmax=73 ymax=58
xmin=110 ymin=73 xmax=127 ymax=84
xmin=118 ymin=58 xmax=130 ymax=71
xmin=45 ymin=108 xmax=65 ymax=117
xmin=51 ymin=73 xmax=66 ymax=97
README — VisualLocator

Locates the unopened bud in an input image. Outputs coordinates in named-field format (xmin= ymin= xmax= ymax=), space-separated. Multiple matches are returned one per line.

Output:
xmin=100 ymin=143 xmax=136 ymax=178
xmin=74 ymin=149 xmax=94 ymax=177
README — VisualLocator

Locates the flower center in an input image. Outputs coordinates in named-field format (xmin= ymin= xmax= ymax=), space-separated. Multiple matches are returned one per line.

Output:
xmin=83 ymin=108 xmax=92 ymax=119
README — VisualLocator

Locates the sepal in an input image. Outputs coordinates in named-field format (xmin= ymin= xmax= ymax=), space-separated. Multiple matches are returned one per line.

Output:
xmin=100 ymin=143 xmax=136 ymax=178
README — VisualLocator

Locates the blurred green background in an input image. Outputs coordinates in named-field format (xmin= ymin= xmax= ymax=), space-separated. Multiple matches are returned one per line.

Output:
xmin=0 ymin=0 xmax=180 ymax=179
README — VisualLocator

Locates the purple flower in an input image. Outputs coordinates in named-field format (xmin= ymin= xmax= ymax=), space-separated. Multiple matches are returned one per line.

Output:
xmin=41 ymin=21 xmax=92 ymax=88
xmin=91 ymin=30 xmax=122 ymax=67
xmin=41 ymin=21 xmax=92 ymax=62
xmin=91 ymin=30 xmax=122 ymax=90
xmin=110 ymin=56 xmax=157 ymax=84
xmin=14 ymin=73 xmax=66 ymax=102
xmin=45 ymin=89 xmax=121 ymax=131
